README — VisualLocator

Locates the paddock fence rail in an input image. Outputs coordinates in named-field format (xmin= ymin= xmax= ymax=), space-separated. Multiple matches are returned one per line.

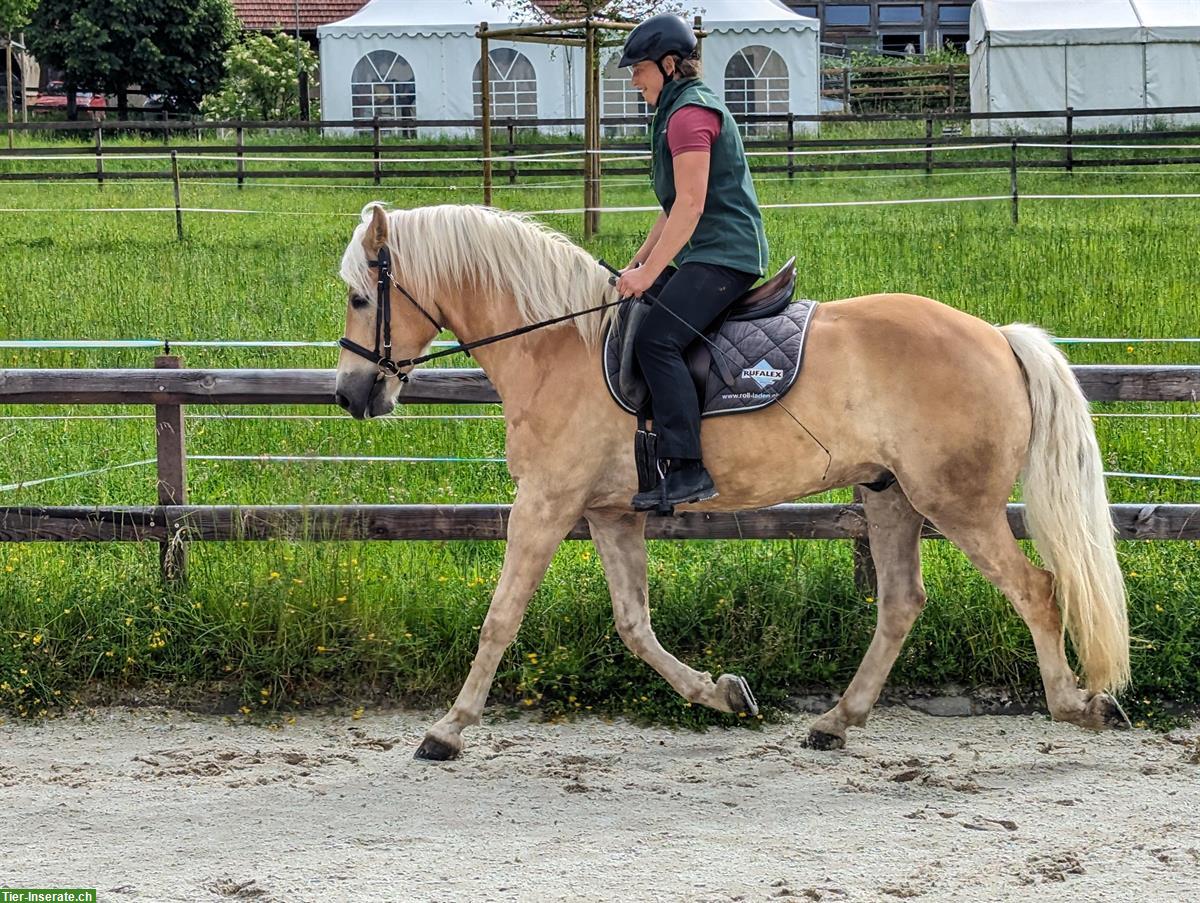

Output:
xmin=3 ymin=105 xmax=1200 ymax=189
xmin=1 ymin=363 xmax=1197 ymax=587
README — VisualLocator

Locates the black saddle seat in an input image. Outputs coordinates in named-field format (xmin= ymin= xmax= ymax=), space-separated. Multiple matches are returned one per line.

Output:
xmin=725 ymin=256 xmax=797 ymax=322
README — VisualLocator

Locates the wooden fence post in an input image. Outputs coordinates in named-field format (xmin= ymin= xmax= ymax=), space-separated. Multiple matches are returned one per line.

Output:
xmin=925 ymin=116 xmax=933 ymax=175
xmin=787 ymin=112 xmax=795 ymax=179
xmin=372 ymin=116 xmax=381 ymax=186
xmin=1010 ymin=139 xmax=1019 ymax=225
xmin=236 ymin=126 xmax=245 ymax=188
xmin=842 ymin=65 xmax=851 ymax=111
xmin=480 ymin=22 xmax=493 ymax=206
xmin=589 ymin=20 xmax=602 ymax=238
xmin=94 ymin=124 xmax=104 ymax=188
xmin=170 ymin=150 xmax=183 ymax=241
xmin=154 ymin=353 xmax=187 ymax=584
xmin=1066 ymin=106 xmax=1074 ymax=174
xmin=583 ymin=19 xmax=597 ymax=239
xmin=947 ymin=65 xmax=956 ymax=112
xmin=507 ymin=121 xmax=516 ymax=185
xmin=852 ymin=487 xmax=876 ymax=594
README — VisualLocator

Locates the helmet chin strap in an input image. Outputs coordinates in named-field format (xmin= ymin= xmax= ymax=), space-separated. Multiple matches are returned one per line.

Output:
xmin=655 ymin=54 xmax=678 ymax=83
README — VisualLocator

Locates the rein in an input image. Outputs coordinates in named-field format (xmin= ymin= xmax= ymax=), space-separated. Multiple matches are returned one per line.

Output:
xmin=338 ymin=246 xmax=628 ymax=381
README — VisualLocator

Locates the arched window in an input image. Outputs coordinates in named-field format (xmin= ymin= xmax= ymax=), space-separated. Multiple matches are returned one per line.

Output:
xmin=723 ymin=45 xmax=789 ymax=136
xmin=473 ymin=48 xmax=538 ymax=121
xmin=601 ymin=53 xmax=647 ymax=137
xmin=351 ymin=50 xmax=416 ymax=136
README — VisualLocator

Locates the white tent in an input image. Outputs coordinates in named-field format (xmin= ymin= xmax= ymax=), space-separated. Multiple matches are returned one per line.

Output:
xmin=319 ymin=0 xmax=819 ymax=136
xmin=969 ymin=0 xmax=1200 ymax=133
xmin=318 ymin=0 xmax=580 ymax=136
xmin=674 ymin=0 xmax=820 ymax=131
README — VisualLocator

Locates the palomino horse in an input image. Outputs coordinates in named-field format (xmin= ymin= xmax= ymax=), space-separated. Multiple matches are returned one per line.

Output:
xmin=334 ymin=203 xmax=1131 ymax=760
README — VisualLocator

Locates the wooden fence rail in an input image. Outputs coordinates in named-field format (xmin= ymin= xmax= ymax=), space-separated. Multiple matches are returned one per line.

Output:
xmin=0 ymin=364 xmax=1197 ymax=573
xmin=2 ymin=503 xmax=1197 ymax=543
xmin=3 ymin=365 xmax=1198 ymax=406
xmin=3 ymin=106 xmax=1200 ymax=198
xmin=4 ymin=104 xmax=1200 ymax=134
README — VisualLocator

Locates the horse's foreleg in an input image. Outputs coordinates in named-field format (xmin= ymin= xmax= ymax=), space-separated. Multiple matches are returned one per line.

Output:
xmin=414 ymin=489 xmax=581 ymax=761
xmin=587 ymin=510 xmax=758 ymax=716
xmin=806 ymin=483 xmax=926 ymax=750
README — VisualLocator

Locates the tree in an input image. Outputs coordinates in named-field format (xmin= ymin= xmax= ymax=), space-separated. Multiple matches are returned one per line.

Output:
xmin=26 ymin=0 xmax=236 ymax=119
xmin=201 ymin=32 xmax=319 ymax=122
xmin=0 ymin=0 xmax=37 ymax=118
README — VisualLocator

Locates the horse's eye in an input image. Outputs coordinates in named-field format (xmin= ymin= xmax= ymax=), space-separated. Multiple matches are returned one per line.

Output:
xmin=350 ymin=294 xmax=370 ymax=310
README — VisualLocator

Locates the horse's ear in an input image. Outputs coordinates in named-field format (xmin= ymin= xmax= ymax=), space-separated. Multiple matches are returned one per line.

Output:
xmin=368 ymin=205 xmax=389 ymax=248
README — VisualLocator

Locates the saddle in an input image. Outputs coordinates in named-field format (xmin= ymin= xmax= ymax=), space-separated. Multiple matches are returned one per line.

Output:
xmin=602 ymin=256 xmax=816 ymax=417
xmin=601 ymin=257 xmax=819 ymax=506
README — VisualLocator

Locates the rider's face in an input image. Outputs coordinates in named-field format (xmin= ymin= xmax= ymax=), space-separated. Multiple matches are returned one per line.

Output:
xmin=630 ymin=60 xmax=669 ymax=107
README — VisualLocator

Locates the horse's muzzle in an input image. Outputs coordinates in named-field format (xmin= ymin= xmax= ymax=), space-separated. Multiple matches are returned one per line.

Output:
xmin=335 ymin=370 xmax=392 ymax=420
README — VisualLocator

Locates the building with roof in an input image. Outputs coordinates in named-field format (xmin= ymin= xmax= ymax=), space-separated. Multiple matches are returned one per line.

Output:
xmin=969 ymin=0 xmax=1200 ymax=133
xmin=783 ymin=2 xmax=975 ymax=55
xmin=232 ymin=0 xmax=369 ymax=40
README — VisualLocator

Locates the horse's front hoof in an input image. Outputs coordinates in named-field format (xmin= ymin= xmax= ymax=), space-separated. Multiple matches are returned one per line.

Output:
xmin=414 ymin=734 xmax=461 ymax=761
xmin=803 ymin=729 xmax=845 ymax=751
xmin=717 ymin=673 xmax=758 ymax=716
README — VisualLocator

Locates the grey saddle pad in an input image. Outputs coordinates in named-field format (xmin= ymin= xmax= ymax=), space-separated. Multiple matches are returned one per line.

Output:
xmin=602 ymin=299 xmax=818 ymax=418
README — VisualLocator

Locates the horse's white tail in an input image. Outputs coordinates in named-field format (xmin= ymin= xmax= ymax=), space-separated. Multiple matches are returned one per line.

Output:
xmin=1000 ymin=323 xmax=1130 ymax=694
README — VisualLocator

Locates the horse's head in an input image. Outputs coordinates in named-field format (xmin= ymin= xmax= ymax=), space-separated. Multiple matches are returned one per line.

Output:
xmin=334 ymin=204 xmax=442 ymax=419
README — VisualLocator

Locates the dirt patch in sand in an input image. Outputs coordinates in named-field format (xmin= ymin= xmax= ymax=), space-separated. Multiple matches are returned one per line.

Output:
xmin=3 ymin=705 xmax=1198 ymax=901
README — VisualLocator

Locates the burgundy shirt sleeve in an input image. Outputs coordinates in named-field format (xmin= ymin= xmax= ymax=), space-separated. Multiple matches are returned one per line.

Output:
xmin=667 ymin=104 xmax=721 ymax=156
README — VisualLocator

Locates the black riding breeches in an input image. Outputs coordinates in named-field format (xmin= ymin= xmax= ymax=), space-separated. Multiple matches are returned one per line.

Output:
xmin=632 ymin=261 xmax=757 ymax=460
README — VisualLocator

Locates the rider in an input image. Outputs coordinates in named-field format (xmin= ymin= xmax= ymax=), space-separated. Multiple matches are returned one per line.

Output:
xmin=616 ymin=13 xmax=769 ymax=511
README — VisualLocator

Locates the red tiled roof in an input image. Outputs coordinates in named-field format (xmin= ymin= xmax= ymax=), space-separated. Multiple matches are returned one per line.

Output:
xmin=232 ymin=0 xmax=367 ymax=31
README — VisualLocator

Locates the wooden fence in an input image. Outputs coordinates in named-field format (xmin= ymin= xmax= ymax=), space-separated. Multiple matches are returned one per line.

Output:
xmin=2 ymin=106 xmax=1200 ymax=190
xmin=1 ymin=365 xmax=1197 ymax=574
xmin=820 ymin=63 xmax=970 ymax=113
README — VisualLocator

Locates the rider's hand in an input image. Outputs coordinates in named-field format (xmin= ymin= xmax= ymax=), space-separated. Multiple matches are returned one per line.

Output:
xmin=616 ymin=264 xmax=657 ymax=299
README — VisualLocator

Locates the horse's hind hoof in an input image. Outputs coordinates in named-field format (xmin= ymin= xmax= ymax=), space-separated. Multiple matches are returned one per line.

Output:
xmin=803 ymin=729 xmax=845 ymax=751
xmin=414 ymin=734 xmax=460 ymax=761
xmin=1087 ymin=693 xmax=1132 ymax=731
xmin=717 ymin=673 xmax=758 ymax=716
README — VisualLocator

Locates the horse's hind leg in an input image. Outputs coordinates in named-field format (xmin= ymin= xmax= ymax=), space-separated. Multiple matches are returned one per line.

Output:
xmin=586 ymin=510 xmax=758 ymax=715
xmin=924 ymin=510 xmax=1130 ymax=731
xmin=805 ymin=482 xmax=927 ymax=750
xmin=414 ymin=487 xmax=583 ymax=761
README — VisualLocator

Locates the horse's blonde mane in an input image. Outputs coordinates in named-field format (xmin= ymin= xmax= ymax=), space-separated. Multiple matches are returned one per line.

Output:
xmin=340 ymin=203 xmax=617 ymax=348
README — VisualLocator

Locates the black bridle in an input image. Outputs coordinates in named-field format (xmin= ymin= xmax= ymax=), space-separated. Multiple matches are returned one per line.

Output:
xmin=337 ymin=245 xmax=444 ymax=380
xmin=338 ymin=248 xmax=631 ymax=380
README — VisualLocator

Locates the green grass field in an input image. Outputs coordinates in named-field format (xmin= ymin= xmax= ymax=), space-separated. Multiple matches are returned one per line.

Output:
xmin=0 ymin=131 xmax=1197 ymax=725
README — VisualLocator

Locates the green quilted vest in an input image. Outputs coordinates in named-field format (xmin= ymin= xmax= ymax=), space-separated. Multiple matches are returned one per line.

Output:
xmin=650 ymin=77 xmax=769 ymax=277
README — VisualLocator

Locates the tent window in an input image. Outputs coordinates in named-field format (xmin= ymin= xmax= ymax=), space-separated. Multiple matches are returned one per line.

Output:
xmin=724 ymin=45 xmax=789 ymax=136
xmin=351 ymin=50 xmax=416 ymax=136
xmin=602 ymin=53 xmax=647 ymax=137
xmin=473 ymin=48 xmax=538 ymax=121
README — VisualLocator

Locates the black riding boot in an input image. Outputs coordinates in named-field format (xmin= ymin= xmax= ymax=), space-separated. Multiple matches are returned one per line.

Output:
xmin=631 ymin=458 xmax=718 ymax=512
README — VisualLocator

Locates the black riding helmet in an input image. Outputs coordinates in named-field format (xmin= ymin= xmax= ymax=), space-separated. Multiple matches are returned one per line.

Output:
xmin=618 ymin=13 xmax=697 ymax=79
